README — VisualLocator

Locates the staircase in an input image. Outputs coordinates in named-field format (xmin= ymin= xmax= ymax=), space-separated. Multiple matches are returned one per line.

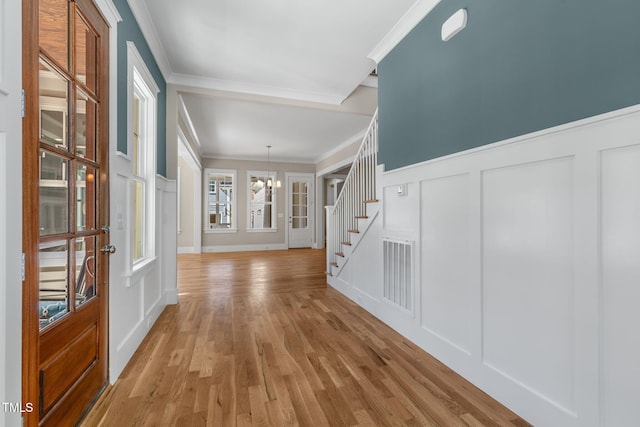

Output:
xmin=326 ymin=109 xmax=379 ymax=277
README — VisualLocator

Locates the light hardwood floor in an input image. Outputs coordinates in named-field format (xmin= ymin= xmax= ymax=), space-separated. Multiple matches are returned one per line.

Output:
xmin=81 ymin=249 xmax=531 ymax=426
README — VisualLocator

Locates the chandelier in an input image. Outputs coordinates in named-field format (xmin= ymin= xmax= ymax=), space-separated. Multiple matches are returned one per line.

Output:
xmin=259 ymin=145 xmax=281 ymax=190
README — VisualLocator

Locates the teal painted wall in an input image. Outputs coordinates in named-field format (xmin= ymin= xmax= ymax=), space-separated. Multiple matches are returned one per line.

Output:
xmin=378 ymin=0 xmax=640 ymax=171
xmin=114 ymin=0 xmax=167 ymax=177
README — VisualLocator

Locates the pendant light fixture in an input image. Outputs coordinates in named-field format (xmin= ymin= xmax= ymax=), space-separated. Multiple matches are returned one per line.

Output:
xmin=266 ymin=145 xmax=281 ymax=190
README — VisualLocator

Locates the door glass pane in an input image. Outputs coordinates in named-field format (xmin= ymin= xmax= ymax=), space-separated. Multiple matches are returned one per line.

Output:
xmin=76 ymin=163 xmax=96 ymax=231
xmin=75 ymin=11 xmax=98 ymax=92
xmin=292 ymin=181 xmax=308 ymax=194
xmin=40 ymin=152 xmax=69 ymax=236
xmin=39 ymin=240 xmax=69 ymax=329
xmin=39 ymin=0 xmax=69 ymax=70
xmin=292 ymin=218 xmax=308 ymax=229
xmin=291 ymin=179 xmax=309 ymax=230
xmin=40 ymin=60 xmax=69 ymax=150
xmin=76 ymin=90 xmax=97 ymax=159
xmin=75 ymin=237 xmax=97 ymax=308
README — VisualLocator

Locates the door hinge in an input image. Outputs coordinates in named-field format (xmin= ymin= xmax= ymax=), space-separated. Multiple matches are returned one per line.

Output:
xmin=21 ymin=89 xmax=25 ymax=118
xmin=21 ymin=253 xmax=26 ymax=281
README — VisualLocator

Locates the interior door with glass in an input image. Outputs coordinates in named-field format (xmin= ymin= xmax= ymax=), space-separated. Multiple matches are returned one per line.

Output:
xmin=23 ymin=0 xmax=110 ymax=425
xmin=288 ymin=175 xmax=314 ymax=248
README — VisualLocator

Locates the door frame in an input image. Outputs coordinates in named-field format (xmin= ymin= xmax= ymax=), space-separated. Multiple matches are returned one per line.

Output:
xmin=178 ymin=131 xmax=202 ymax=254
xmin=285 ymin=172 xmax=315 ymax=249
xmin=1 ymin=0 xmax=24 ymax=424
xmin=21 ymin=0 xmax=118 ymax=424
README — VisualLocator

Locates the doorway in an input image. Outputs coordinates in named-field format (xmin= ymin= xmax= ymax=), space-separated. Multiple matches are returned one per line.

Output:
xmin=178 ymin=135 xmax=202 ymax=254
xmin=287 ymin=173 xmax=314 ymax=248
xmin=22 ymin=0 xmax=111 ymax=425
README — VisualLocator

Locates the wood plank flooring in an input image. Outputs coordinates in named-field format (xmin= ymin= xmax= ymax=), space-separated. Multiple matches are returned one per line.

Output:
xmin=81 ymin=249 xmax=531 ymax=426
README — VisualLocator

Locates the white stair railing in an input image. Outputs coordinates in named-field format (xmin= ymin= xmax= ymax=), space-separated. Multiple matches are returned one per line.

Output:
xmin=327 ymin=109 xmax=378 ymax=274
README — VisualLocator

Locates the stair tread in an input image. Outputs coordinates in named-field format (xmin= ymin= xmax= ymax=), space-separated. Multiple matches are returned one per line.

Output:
xmin=347 ymin=229 xmax=360 ymax=234
xmin=341 ymin=242 xmax=352 ymax=246
xmin=330 ymin=262 xmax=339 ymax=267
xmin=363 ymin=199 xmax=380 ymax=203
xmin=336 ymin=252 xmax=345 ymax=257
xmin=355 ymin=215 xmax=368 ymax=219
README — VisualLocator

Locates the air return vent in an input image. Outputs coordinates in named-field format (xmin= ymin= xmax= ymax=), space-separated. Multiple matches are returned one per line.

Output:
xmin=383 ymin=239 xmax=413 ymax=311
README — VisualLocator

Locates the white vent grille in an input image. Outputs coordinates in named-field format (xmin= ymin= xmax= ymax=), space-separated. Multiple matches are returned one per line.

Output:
xmin=383 ymin=239 xmax=413 ymax=311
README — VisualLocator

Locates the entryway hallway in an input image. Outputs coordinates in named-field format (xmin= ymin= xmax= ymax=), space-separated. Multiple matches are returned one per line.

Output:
xmin=82 ymin=249 xmax=529 ymax=426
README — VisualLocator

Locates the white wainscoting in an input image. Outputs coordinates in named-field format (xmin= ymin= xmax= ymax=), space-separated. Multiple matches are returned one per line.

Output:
xmin=351 ymin=214 xmax=383 ymax=302
xmin=331 ymin=105 xmax=640 ymax=427
xmin=109 ymin=155 xmax=178 ymax=382
xmin=158 ymin=176 xmax=178 ymax=305
xmin=420 ymin=173 xmax=474 ymax=357
xmin=482 ymin=156 xmax=576 ymax=415
xmin=600 ymin=144 xmax=640 ymax=426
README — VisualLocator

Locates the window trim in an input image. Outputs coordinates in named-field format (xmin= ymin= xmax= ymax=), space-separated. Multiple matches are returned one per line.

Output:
xmin=203 ymin=168 xmax=237 ymax=233
xmin=127 ymin=42 xmax=159 ymax=271
xmin=247 ymin=170 xmax=278 ymax=232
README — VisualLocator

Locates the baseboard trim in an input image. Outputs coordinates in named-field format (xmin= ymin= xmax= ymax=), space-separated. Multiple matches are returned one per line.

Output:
xmin=110 ymin=298 xmax=167 ymax=383
xmin=164 ymin=288 xmax=178 ymax=305
xmin=177 ymin=246 xmax=195 ymax=254
xmin=202 ymin=243 xmax=287 ymax=253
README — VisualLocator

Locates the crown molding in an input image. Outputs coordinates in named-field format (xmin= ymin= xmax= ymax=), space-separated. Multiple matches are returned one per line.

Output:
xmin=177 ymin=94 xmax=201 ymax=147
xmin=127 ymin=0 xmax=172 ymax=80
xmin=368 ymin=0 xmax=442 ymax=64
xmin=200 ymin=153 xmax=315 ymax=164
xmin=168 ymin=73 xmax=346 ymax=106
xmin=178 ymin=129 xmax=202 ymax=170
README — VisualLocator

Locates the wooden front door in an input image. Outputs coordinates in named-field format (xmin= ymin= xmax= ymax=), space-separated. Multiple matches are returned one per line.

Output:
xmin=22 ymin=0 xmax=110 ymax=425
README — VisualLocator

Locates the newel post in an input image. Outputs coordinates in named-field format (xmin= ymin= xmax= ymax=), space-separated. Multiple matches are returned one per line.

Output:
xmin=325 ymin=205 xmax=334 ymax=275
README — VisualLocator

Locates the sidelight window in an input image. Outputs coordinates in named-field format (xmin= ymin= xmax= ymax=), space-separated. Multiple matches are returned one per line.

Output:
xmin=127 ymin=42 xmax=159 ymax=267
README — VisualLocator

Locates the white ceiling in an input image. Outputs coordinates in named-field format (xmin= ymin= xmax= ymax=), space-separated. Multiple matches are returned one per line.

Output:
xmin=130 ymin=0 xmax=439 ymax=163
xmin=181 ymin=93 xmax=373 ymax=163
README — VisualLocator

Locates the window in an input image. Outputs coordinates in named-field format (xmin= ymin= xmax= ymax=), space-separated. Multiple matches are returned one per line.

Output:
xmin=205 ymin=169 xmax=236 ymax=231
xmin=131 ymin=93 xmax=146 ymax=261
xmin=128 ymin=42 xmax=158 ymax=266
xmin=248 ymin=171 xmax=277 ymax=231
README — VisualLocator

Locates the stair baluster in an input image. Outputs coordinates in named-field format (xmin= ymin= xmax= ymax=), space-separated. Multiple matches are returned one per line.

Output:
xmin=326 ymin=109 xmax=378 ymax=275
